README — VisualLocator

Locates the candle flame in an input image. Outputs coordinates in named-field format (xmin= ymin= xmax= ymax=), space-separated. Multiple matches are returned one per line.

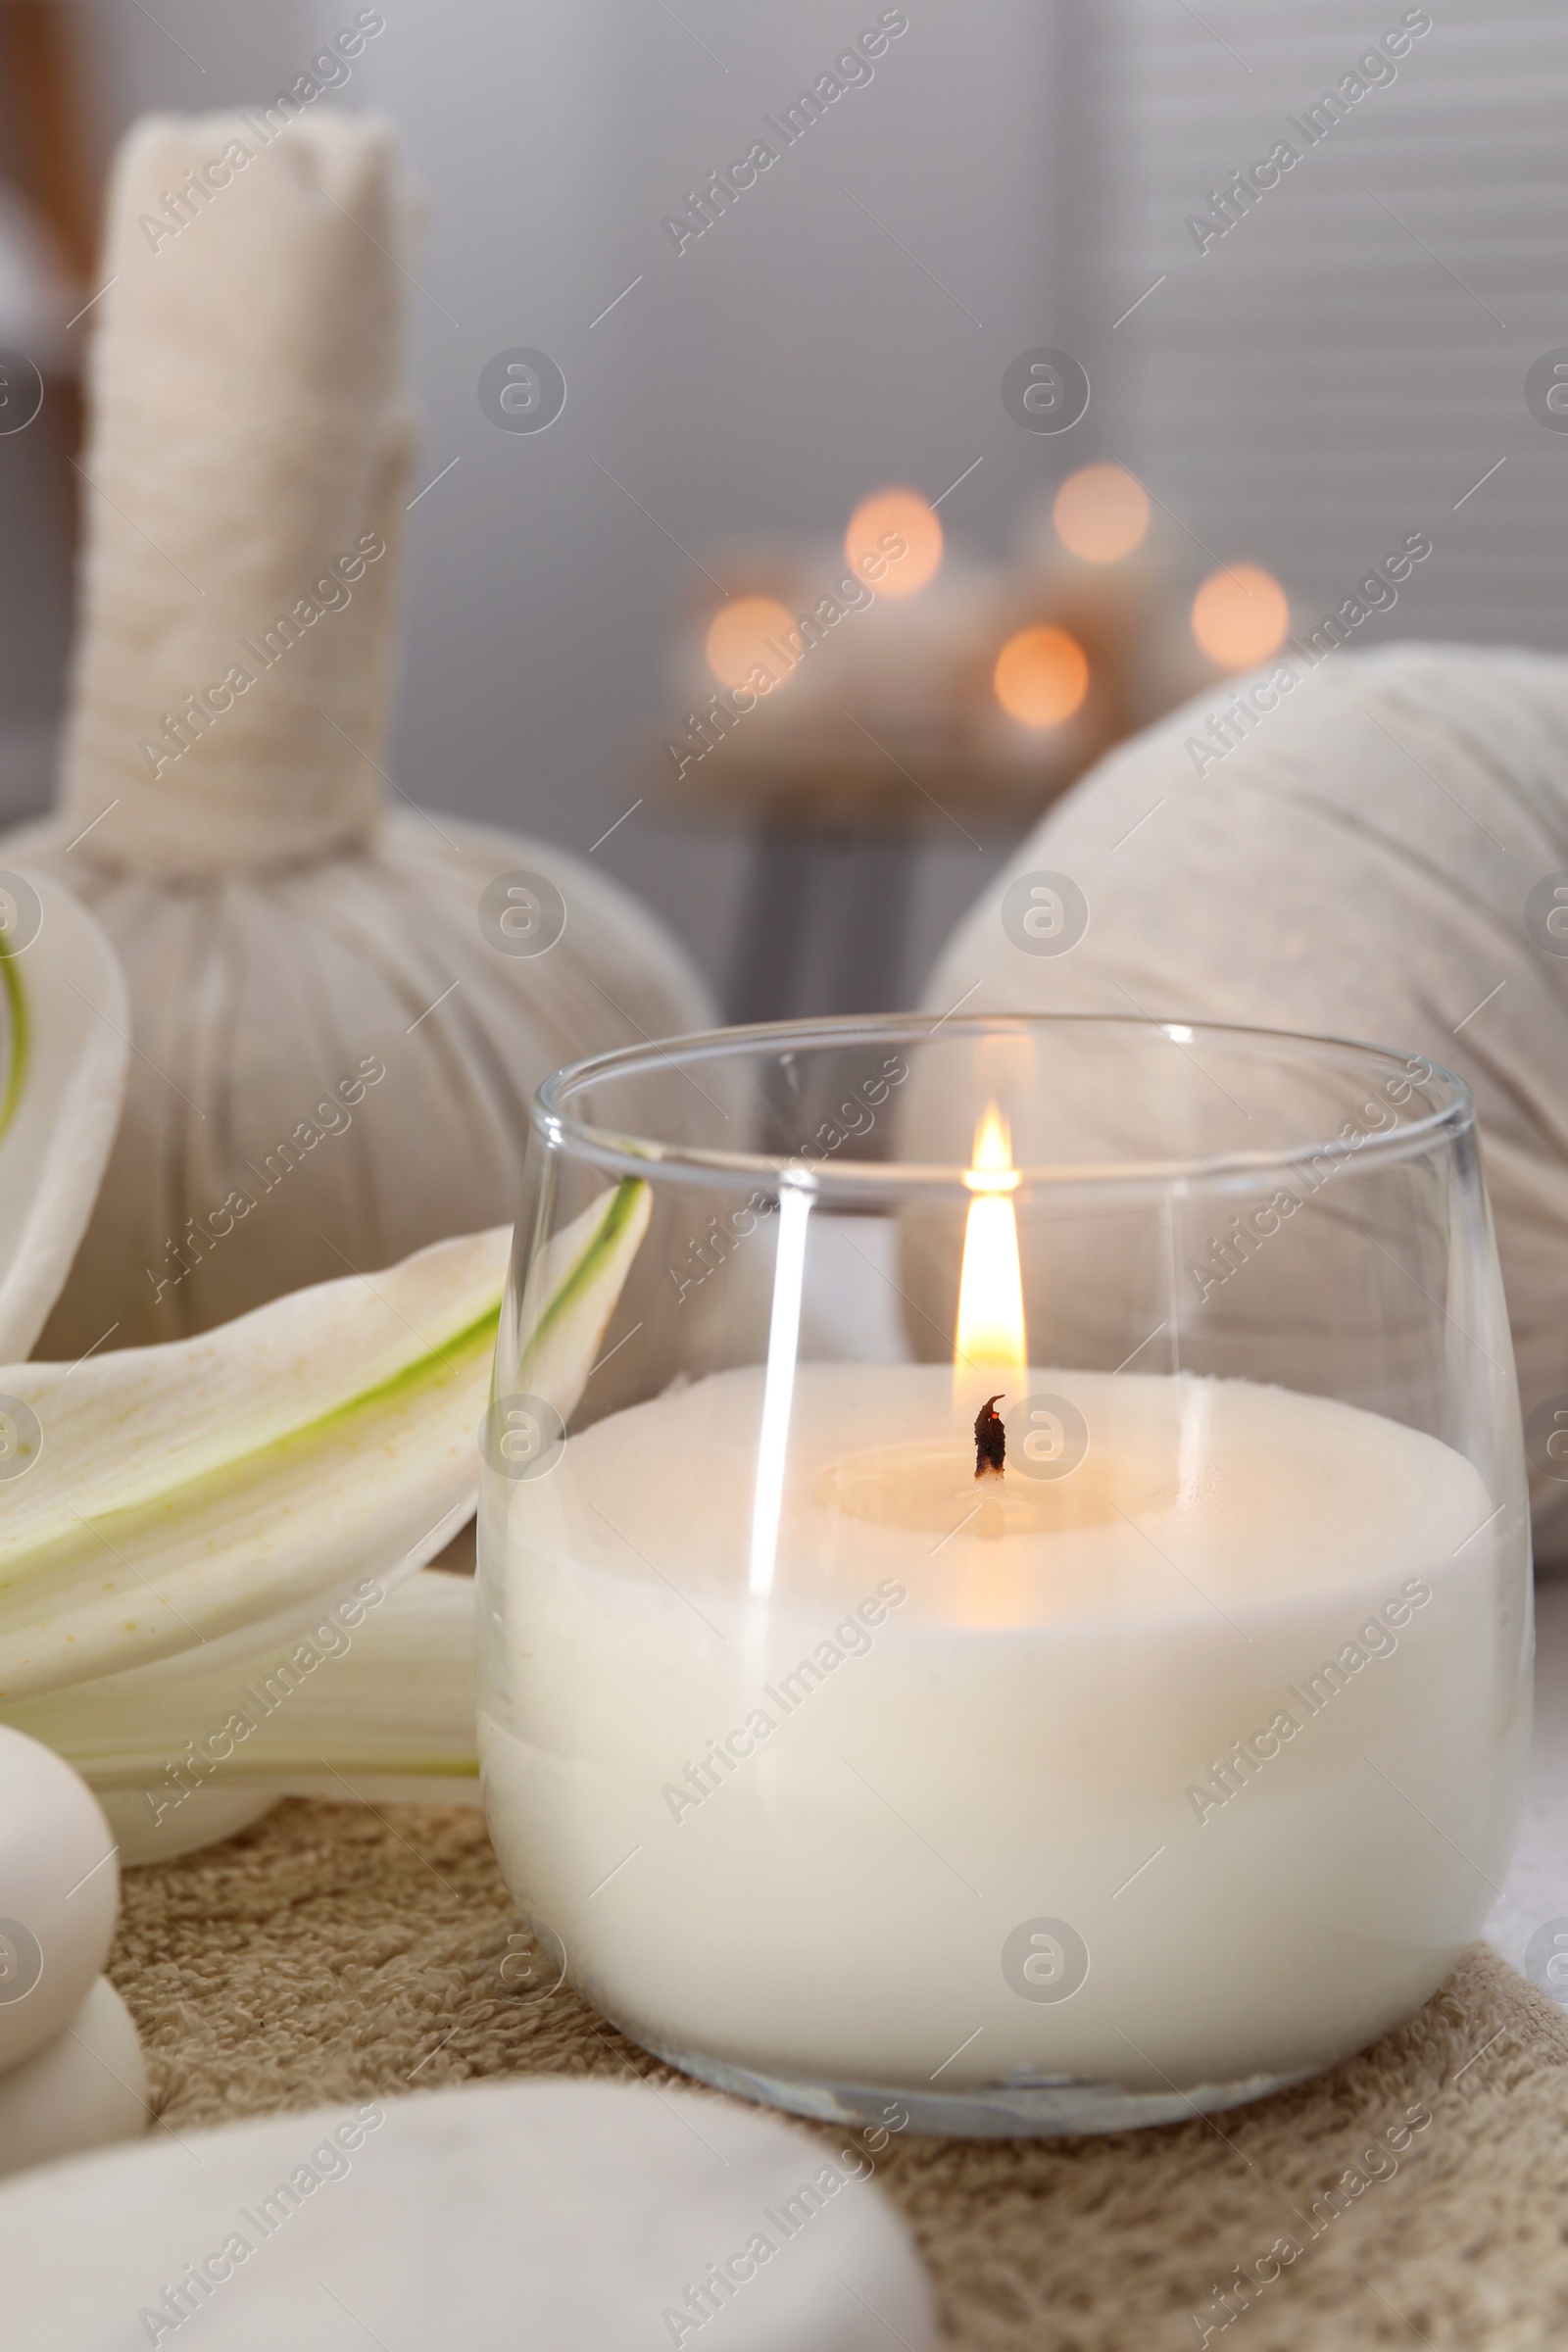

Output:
xmin=954 ymin=1104 xmax=1027 ymax=1410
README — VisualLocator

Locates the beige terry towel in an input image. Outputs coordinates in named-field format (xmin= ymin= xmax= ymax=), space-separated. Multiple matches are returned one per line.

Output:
xmin=110 ymin=1797 xmax=1568 ymax=2352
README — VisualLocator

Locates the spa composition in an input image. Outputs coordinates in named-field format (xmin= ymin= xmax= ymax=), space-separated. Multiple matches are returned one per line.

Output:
xmin=477 ymin=1015 xmax=1530 ymax=2135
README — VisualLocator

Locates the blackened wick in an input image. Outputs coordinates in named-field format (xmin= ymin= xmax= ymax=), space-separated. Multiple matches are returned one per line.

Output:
xmin=974 ymin=1394 xmax=1006 ymax=1479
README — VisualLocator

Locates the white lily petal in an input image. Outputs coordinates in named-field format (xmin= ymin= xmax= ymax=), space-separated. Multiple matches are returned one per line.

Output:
xmin=6 ymin=1570 xmax=478 ymax=1801
xmin=0 ymin=1175 xmax=653 ymax=1853
xmin=0 ymin=868 xmax=128 ymax=1360
xmin=514 ymin=1177 xmax=651 ymax=1419
xmin=0 ymin=1228 xmax=512 ymax=1703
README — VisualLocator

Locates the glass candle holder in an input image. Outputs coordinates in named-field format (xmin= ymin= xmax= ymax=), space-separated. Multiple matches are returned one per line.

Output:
xmin=476 ymin=1015 xmax=1531 ymax=2137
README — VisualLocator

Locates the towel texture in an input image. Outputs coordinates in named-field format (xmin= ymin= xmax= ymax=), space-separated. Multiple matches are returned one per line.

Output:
xmin=111 ymin=1798 xmax=1568 ymax=2350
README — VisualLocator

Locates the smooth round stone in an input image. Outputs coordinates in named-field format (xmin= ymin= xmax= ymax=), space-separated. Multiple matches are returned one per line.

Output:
xmin=0 ymin=1726 xmax=119 ymax=2072
xmin=0 ymin=1979 xmax=147 ymax=2179
xmin=0 ymin=2077 xmax=936 ymax=2351
xmin=99 ymin=1784 xmax=277 ymax=1867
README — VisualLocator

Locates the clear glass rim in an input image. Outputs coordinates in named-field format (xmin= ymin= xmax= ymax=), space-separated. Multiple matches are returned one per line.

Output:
xmin=532 ymin=1012 xmax=1474 ymax=1200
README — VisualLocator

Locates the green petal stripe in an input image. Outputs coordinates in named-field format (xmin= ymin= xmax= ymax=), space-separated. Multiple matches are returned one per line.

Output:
xmin=0 ymin=935 xmax=28 ymax=1149
xmin=518 ymin=1178 xmax=647 ymax=1380
xmin=2 ymin=1297 xmax=502 ymax=1590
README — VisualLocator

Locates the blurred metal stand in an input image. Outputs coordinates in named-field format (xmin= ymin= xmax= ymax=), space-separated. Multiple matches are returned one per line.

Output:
xmin=728 ymin=824 xmax=917 ymax=1023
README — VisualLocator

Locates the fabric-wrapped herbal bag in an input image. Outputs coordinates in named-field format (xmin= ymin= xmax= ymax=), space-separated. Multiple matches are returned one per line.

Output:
xmin=3 ymin=112 xmax=709 ymax=1357
xmin=919 ymin=641 xmax=1568 ymax=1564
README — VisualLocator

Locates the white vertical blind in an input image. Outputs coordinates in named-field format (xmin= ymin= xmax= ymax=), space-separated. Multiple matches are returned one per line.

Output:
xmin=1069 ymin=0 xmax=1568 ymax=650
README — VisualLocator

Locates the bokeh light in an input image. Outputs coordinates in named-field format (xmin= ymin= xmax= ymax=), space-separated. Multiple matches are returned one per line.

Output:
xmin=706 ymin=595 xmax=797 ymax=691
xmin=844 ymin=487 xmax=943 ymax=600
xmin=993 ymin=625 xmax=1090 ymax=728
xmin=1053 ymin=464 xmax=1151 ymax=564
xmin=1190 ymin=564 xmax=1290 ymax=667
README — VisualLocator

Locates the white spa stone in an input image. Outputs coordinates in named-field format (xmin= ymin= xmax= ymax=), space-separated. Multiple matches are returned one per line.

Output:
xmin=0 ymin=1979 xmax=147 ymax=2179
xmin=0 ymin=1725 xmax=119 ymax=2074
xmin=99 ymin=1785 xmax=277 ymax=1870
xmin=0 ymin=2077 xmax=936 ymax=2352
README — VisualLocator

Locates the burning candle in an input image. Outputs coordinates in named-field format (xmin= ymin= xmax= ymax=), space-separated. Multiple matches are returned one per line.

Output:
xmin=478 ymin=1022 xmax=1529 ymax=2134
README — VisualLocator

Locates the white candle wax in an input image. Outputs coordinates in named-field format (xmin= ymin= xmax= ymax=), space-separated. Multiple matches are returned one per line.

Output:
xmin=478 ymin=1364 xmax=1528 ymax=2100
